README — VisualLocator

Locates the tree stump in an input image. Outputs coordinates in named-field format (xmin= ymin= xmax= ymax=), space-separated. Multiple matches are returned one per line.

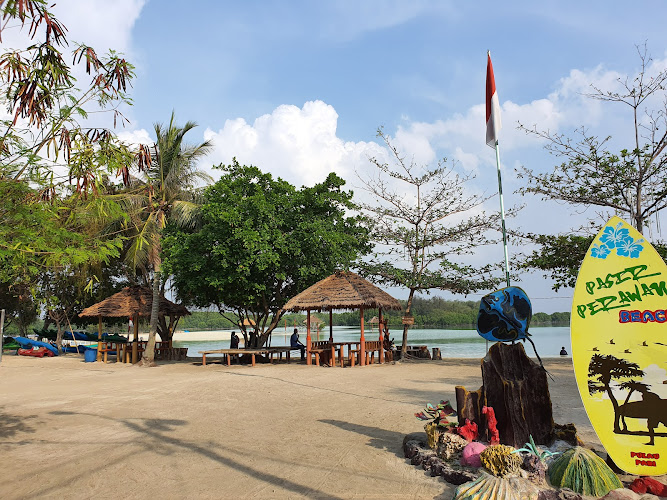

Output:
xmin=455 ymin=384 xmax=487 ymax=441
xmin=455 ymin=342 xmax=555 ymax=447
xmin=482 ymin=342 xmax=554 ymax=447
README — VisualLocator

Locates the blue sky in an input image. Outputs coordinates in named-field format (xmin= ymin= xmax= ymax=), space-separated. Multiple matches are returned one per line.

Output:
xmin=30 ymin=1 xmax=667 ymax=312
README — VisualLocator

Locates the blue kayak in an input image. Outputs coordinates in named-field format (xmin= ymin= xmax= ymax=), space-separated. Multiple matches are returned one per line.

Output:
xmin=14 ymin=337 xmax=59 ymax=356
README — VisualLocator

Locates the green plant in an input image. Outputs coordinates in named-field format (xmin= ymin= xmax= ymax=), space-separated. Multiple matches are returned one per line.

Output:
xmin=512 ymin=434 xmax=560 ymax=462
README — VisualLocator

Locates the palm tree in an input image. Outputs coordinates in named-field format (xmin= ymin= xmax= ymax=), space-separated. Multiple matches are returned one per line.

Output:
xmin=588 ymin=354 xmax=644 ymax=432
xmin=126 ymin=112 xmax=212 ymax=365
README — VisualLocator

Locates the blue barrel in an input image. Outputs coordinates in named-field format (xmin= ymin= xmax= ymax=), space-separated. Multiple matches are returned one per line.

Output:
xmin=84 ymin=348 xmax=97 ymax=363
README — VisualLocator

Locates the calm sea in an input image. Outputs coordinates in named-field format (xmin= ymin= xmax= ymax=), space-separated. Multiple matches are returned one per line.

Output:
xmin=173 ymin=325 xmax=571 ymax=359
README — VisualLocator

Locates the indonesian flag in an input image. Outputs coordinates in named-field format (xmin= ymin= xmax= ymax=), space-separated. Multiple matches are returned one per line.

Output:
xmin=486 ymin=52 xmax=501 ymax=147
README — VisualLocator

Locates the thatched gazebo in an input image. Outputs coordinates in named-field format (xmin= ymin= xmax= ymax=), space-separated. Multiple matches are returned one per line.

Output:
xmin=79 ymin=285 xmax=190 ymax=363
xmin=283 ymin=270 xmax=401 ymax=366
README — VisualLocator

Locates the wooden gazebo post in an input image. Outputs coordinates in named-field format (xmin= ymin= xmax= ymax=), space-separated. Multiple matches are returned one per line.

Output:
xmin=306 ymin=310 xmax=312 ymax=366
xmin=96 ymin=316 xmax=103 ymax=362
xmin=360 ymin=306 xmax=366 ymax=366
xmin=378 ymin=307 xmax=384 ymax=364
xmin=132 ymin=312 xmax=139 ymax=364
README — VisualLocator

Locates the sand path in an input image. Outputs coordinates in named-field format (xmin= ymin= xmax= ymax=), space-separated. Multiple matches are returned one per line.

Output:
xmin=0 ymin=356 xmax=591 ymax=499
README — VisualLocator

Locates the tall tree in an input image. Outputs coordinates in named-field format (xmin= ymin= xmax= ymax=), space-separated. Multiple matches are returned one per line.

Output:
xmin=0 ymin=0 xmax=137 ymax=331
xmin=357 ymin=129 xmax=504 ymax=357
xmin=518 ymin=45 xmax=667 ymax=233
xmin=124 ymin=112 xmax=212 ymax=365
xmin=517 ymin=45 xmax=667 ymax=286
xmin=163 ymin=161 xmax=370 ymax=349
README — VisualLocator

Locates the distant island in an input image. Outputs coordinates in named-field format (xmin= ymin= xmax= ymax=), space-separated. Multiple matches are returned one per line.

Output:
xmin=178 ymin=297 xmax=570 ymax=331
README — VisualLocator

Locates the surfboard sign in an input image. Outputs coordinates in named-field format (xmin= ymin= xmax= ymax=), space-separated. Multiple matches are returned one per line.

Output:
xmin=571 ymin=216 xmax=667 ymax=475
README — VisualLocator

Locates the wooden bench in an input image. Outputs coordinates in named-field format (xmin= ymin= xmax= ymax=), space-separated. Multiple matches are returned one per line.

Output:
xmin=199 ymin=347 xmax=299 ymax=366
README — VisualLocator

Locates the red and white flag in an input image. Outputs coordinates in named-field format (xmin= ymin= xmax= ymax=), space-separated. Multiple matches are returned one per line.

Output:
xmin=486 ymin=52 xmax=501 ymax=147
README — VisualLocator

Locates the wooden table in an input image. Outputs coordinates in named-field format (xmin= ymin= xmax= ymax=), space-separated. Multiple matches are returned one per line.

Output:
xmin=308 ymin=341 xmax=387 ymax=367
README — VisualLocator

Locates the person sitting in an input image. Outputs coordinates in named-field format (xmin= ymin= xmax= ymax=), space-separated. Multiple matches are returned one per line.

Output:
xmin=230 ymin=331 xmax=239 ymax=349
xmin=290 ymin=328 xmax=306 ymax=360
xmin=559 ymin=346 xmax=568 ymax=356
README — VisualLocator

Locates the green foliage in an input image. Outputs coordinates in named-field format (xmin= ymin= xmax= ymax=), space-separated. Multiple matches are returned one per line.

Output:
xmin=518 ymin=231 xmax=667 ymax=291
xmin=0 ymin=0 xmax=135 ymax=187
xmin=163 ymin=161 xmax=370 ymax=347
xmin=548 ymin=447 xmax=622 ymax=497
xmin=176 ymin=300 xmax=569 ymax=331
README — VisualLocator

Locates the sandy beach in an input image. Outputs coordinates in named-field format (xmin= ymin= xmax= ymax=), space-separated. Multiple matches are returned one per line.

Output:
xmin=0 ymin=356 xmax=595 ymax=499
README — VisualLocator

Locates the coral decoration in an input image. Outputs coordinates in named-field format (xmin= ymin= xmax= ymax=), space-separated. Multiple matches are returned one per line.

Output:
xmin=629 ymin=477 xmax=667 ymax=496
xmin=479 ymin=444 xmax=523 ymax=478
xmin=482 ymin=406 xmax=499 ymax=445
xmin=453 ymin=471 xmax=540 ymax=500
xmin=548 ymin=446 xmax=622 ymax=497
xmin=457 ymin=419 xmax=479 ymax=442
xmin=460 ymin=441 xmax=487 ymax=468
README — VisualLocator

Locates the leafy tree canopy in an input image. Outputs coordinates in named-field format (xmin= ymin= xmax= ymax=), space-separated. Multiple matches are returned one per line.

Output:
xmin=162 ymin=161 xmax=371 ymax=347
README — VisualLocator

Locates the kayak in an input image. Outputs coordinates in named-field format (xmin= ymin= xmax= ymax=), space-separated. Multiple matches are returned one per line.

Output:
xmin=18 ymin=346 xmax=55 ymax=357
xmin=14 ymin=337 xmax=59 ymax=356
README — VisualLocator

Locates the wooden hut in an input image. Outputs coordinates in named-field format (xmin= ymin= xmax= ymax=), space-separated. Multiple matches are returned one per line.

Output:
xmin=283 ymin=271 xmax=401 ymax=366
xmin=79 ymin=285 xmax=190 ymax=363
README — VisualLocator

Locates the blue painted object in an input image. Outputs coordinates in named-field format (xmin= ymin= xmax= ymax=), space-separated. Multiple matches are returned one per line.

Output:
xmin=477 ymin=287 xmax=532 ymax=342
xmin=84 ymin=349 xmax=97 ymax=362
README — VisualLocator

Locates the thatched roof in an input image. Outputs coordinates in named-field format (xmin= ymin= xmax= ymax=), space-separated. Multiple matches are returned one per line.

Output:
xmin=79 ymin=286 xmax=190 ymax=319
xmin=283 ymin=271 xmax=402 ymax=312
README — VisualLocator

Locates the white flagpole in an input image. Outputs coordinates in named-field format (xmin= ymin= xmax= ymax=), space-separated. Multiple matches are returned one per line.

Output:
xmin=494 ymin=141 xmax=511 ymax=287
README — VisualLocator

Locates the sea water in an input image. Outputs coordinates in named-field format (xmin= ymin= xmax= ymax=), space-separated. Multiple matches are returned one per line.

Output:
xmin=173 ymin=325 xmax=572 ymax=359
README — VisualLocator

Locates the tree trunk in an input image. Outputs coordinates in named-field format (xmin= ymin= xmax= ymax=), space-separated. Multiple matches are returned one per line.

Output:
xmin=401 ymin=288 xmax=416 ymax=357
xmin=142 ymin=259 xmax=161 ymax=366
xmin=55 ymin=318 xmax=63 ymax=354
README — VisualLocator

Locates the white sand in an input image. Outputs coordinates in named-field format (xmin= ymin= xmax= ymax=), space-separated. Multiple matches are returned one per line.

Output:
xmin=0 ymin=356 xmax=596 ymax=499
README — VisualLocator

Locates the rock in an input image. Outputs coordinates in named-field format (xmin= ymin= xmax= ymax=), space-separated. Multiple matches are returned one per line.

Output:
xmin=553 ymin=423 xmax=580 ymax=447
xmin=599 ymin=488 xmax=660 ymax=500
xmin=537 ymin=489 xmax=582 ymax=500
xmin=521 ymin=454 xmax=547 ymax=484
xmin=460 ymin=441 xmax=487 ymax=468
xmin=403 ymin=434 xmax=479 ymax=485
xmin=436 ymin=432 xmax=468 ymax=460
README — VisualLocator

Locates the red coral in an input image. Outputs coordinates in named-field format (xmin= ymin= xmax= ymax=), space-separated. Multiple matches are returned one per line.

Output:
xmin=482 ymin=406 xmax=500 ymax=445
xmin=629 ymin=477 xmax=667 ymax=497
xmin=456 ymin=419 xmax=479 ymax=442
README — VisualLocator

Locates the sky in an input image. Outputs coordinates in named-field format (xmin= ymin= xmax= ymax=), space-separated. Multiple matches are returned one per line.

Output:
xmin=13 ymin=0 xmax=667 ymax=313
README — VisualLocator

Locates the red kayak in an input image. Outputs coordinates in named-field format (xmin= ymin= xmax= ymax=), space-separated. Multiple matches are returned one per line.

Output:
xmin=18 ymin=347 xmax=55 ymax=358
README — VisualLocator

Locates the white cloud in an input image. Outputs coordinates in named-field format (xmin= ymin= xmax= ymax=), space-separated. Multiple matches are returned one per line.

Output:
xmin=54 ymin=0 xmax=146 ymax=55
xmin=203 ymin=101 xmax=384 ymax=186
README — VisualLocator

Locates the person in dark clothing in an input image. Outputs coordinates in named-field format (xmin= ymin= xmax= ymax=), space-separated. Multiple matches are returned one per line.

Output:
xmin=559 ymin=346 xmax=568 ymax=356
xmin=230 ymin=331 xmax=239 ymax=349
xmin=290 ymin=328 xmax=306 ymax=360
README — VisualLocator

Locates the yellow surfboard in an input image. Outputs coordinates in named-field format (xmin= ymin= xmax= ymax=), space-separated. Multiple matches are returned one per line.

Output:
xmin=572 ymin=216 xmax=667 ymax=475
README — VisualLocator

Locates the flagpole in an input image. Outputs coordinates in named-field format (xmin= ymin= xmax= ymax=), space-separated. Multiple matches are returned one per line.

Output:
xmin=494 ymin=140 xmax=511 ymax=287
